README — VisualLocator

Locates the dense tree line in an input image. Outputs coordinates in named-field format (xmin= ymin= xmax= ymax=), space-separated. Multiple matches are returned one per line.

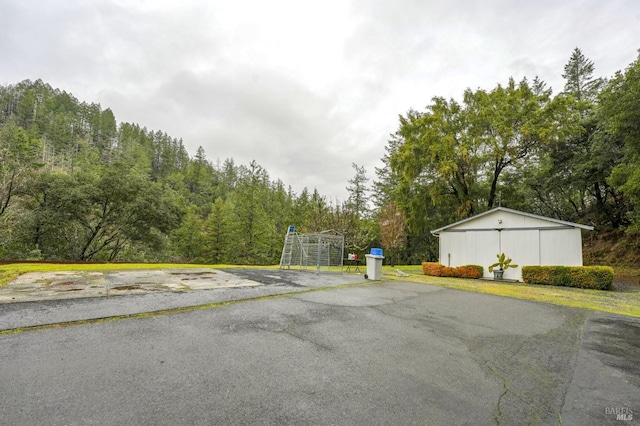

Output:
xmin=374 ymin=48 xmax=640 ymax=263
xmin=1 ymin=48 xmax=639 ymax=265
xmin=0 ymin=80 xmax=375 ymax=262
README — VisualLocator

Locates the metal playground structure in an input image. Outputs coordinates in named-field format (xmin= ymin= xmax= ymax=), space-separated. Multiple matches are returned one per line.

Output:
xmin=279 ymin=226 xmax=344 ymax=272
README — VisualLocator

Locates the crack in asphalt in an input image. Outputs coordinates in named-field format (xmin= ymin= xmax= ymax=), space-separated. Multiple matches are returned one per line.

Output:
xmin=226 ymin=307 xmax=339 ymax=352
xmin=485 ymin=363 xmax=509 ymax=425
xmin=466 ymin=311 xmax=587 ymax=425
xmin=556 ymin=313 xmax=587 ymax=426
xmin=368 ymin=299 xmax=588 ymax=425
xmin=279 ymin=323 xmax=334 ymax=352
xmin=290 ymin=287 xmax=424 ymax=308
xmin=369 ymin=302 xmax=514 ymax=425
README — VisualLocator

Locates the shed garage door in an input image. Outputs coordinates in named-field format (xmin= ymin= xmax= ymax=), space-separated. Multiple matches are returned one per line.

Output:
xmin=540 ymin=228 xmax=582 ymax=266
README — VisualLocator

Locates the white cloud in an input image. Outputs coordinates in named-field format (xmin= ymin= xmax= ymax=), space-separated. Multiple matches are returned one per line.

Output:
xmin=1 ymin=0 xmax=639 ymax=201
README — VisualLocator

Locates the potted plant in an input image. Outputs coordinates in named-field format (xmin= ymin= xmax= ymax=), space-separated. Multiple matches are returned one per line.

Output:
xmin=488 ymin=253 xmax=518 ymax=280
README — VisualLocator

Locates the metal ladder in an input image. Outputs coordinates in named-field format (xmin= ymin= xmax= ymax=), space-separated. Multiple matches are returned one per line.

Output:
xmin=279 ymin=230 xmax=295 ymax=269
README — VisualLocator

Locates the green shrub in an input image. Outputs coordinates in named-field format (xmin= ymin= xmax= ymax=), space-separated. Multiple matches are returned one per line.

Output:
xmin=552 ymin=266 xmax=572 ymax=287
xmin=569 ymin=266 xmax=615 ymax=290
xmin=522 ymin=266 xmax=614 ymax=290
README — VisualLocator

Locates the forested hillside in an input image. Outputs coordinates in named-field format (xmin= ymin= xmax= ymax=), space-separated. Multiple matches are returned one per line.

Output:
xmin=1 ymin=48 xmax=639 ymax=265
xmin=0 ymin=80 xmax=374 ymax=263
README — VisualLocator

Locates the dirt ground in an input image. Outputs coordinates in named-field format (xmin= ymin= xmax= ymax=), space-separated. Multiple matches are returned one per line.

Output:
xmin=613 ymin=271 xmax=640 ymax=292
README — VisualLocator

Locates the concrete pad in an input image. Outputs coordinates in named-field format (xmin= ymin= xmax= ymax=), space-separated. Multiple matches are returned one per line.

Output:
xmin=0 ymin=269 xmax=262 ymax=303
xmin=0 ymin=268 xmax=367 ymax=330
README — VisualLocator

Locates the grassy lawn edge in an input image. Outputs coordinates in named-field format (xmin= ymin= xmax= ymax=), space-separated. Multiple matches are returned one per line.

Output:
xmin=383 ymin=266 xmax=640 ymax=318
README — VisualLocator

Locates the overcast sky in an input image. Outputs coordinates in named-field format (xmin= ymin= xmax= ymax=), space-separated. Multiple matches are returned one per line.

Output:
xmin=2 ymin=1 xmax=639 ymax=201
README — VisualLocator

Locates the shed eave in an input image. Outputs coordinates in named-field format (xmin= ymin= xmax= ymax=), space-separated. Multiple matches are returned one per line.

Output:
xmin=429 ymin=207 xmax=594 ymax=234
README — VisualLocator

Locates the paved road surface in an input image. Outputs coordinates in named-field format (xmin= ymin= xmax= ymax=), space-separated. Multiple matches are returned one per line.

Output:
xmin=0 ymin=269 xmax=638 ymax=425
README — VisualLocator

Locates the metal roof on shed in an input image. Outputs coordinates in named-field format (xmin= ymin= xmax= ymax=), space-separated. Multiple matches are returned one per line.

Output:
xmin=430 ymin=207 xmax=594 ymax=235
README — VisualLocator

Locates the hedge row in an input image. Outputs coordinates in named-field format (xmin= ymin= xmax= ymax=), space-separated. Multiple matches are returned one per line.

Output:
xmin=522 ymin=266 xmax=614 ymax=290
xmin=422 ymin=262 xmax=483 ymax=279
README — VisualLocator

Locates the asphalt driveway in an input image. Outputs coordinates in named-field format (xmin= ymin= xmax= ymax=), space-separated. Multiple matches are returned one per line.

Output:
xmin=0 ymin=269 xmax=638 ymax=425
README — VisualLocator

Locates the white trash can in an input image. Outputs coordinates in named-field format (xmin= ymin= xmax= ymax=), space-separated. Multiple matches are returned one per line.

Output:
xmin=365 ymin=248 xmax=384 ymax=280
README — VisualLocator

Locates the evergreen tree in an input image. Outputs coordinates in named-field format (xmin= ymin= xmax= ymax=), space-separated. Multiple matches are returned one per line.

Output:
xmin=346 ymin=163 xmax=369 ymax=218
xmin=307 ymin=189 xmax=330 ymax=232
xmin=231 ymin=160 xmax=277 ymax=264
xmin=203 ymin=197 xmax=236 ymax=264
xmin=562 ymin=47 xmax=604 ymax=102
xmin=169 ymin=205 xmax=206 ymax=262
xmin=373 ymin=131 xmax=403 ymax=209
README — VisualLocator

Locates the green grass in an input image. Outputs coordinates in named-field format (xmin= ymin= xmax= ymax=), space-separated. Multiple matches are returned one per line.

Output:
xmin=380 ymin=266 xmax=640 ymax=318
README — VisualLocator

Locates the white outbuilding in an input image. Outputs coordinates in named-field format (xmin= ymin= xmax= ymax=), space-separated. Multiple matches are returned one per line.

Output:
xmin=430 ymin=207 xmax=594 ymax=281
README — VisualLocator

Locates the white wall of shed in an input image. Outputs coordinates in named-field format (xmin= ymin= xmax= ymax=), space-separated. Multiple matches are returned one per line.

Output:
xmin=465 ymin=230 xmax=499 ymax=275
xmin=440 ymin=232 xmax=466 ymax=267
xmin=437 ymin=227 xmax=585 ymax=281
xmin=439 ymin=230 xmax=499 ymax=275
xmin=500 ymin=229 xmax=540 ymax=280
xmin=540 ymin=228 xmax=583 ymax=266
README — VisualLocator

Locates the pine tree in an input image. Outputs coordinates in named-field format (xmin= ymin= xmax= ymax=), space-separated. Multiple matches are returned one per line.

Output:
xmin=346 ymin=163 xmax=369 ymax=218
xmin=562 ymin=47 xmax=603 ymax=102
xmin=203 ymin=197 xmax=236 ymax=263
